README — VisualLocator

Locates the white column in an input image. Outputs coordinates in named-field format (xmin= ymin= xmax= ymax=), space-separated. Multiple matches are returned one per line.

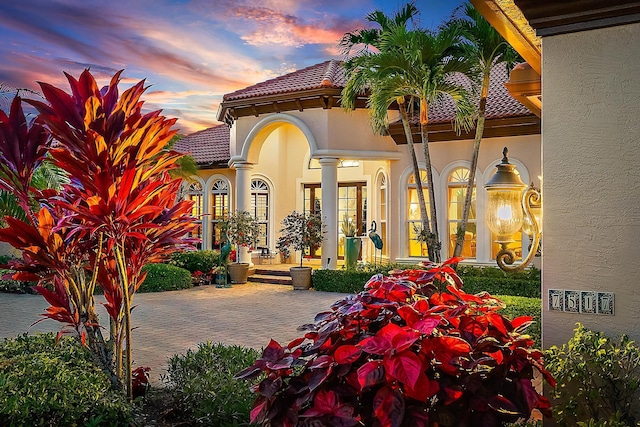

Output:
xmin=234 ymin=162 xmax=253 ymax=264
xmin=320 ymin=158 xmax=339 ymax=269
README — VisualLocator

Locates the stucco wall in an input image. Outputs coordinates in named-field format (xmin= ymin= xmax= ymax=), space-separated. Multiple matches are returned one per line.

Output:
xmin=542 ymin=23 xmax=640 ymax=346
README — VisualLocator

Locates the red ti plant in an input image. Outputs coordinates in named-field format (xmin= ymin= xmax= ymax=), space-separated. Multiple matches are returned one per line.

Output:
xmin=236 ymin=258 xmax=554 ymax=427
xmin=0 ymin=70 xmax=198 ymax=400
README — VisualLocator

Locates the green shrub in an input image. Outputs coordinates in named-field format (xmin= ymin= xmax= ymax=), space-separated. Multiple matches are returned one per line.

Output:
xmin=312 ymin=262 xmax=422 ymax=293
xmin=140 ymin=263 xmax=192 ymax=292
xmin=166 ymin=342 xmax=260 ymax=426
xmin=313 ymin=263 xmax=540 ymax=297
xmin=461 ymin=276 xmax=540 ymax=298
xmin=497 ymin=295 xmax=541 ymax=346
xmin=0 ymin=333 xmax=134 ymax=426
xmin=545 ymin=324 xmax=640 ymax=426
xmin=170 ymin=250 xmax=221 ymax=274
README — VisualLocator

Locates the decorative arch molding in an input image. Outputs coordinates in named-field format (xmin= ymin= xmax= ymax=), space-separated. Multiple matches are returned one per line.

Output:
xmin=204 ymin=174 xmax=232 ymax=197
xmin=230 ymin=113 xmax=319 ymax=166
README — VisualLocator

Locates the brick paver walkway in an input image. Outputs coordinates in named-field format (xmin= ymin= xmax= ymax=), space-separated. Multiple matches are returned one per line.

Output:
xmin=0 ymin=284 xmax=349 ymax=384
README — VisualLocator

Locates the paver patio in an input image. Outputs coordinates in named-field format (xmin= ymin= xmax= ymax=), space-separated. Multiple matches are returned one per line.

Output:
xmin=0 ymin=283 xmax=349 ymax=384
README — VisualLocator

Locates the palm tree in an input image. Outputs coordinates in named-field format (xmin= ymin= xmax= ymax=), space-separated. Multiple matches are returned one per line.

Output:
xmin=448 ymin=2 xmax=521 ymax=258
xmin=341 ymin=4 xmax=439 ymax=260
xmin=344 ymin=21 xmax=474 ymax=262
xmin=380 ymin=25 xmax=475 ymax=262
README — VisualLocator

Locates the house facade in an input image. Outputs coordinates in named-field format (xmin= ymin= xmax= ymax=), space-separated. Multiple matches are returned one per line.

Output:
xmin=175 ymin=60 xmax=541 ymax=270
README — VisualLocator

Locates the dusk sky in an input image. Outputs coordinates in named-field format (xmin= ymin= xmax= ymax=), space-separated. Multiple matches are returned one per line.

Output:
xmin=0 ymin=0 xmax=464 ymax=134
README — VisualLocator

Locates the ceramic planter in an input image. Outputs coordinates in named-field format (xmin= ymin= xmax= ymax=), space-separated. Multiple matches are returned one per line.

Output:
xmin=344 ymin=237 xmax=361 ymax=270
xmin=227 ymin=262 xmax=249 ymax=284
xmin=290 ymin=266 xmax=312 ymax=290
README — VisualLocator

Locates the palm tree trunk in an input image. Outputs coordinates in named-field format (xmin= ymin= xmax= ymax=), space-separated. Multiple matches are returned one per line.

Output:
xmin=398 ymin=100 xmax=433 ymax=260
xmin=454 ymin=71 xmax=490 ymax=258
xmin=419 ymin=101 xmax=441 ymax=262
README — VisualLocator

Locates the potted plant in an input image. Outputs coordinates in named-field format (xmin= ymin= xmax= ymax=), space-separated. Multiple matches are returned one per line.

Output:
xmin=341 ymin=215 xmax=360 ymax=270
xmin=220 ymin=210 xmax=260 ymax=284
xmin=277 ymin=211 xmax=324 ymax=290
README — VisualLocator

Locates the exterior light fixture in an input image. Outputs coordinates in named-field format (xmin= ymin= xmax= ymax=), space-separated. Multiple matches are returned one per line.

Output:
xmin=484 ymin=147 xmax=542 ymax=272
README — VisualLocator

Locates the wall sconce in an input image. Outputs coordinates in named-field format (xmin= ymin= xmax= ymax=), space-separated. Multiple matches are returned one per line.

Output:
xmin=484 ymin=147 xmax=542 ymax=272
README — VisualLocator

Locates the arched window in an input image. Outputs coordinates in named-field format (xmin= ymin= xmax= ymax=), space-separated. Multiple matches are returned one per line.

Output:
xmin=210 ymin=179 xmax=229 ymax=250
xmin=377 ymin=173 xmax=388 ymax=257
xmin=407 ymin=169 xmax=430 ymax=257
xmin=447 ymin=167 xmax=476 ymax=259
xmin=251 ymin=179 xmax=269 ymax=248
xmin=186 ymin=181 xmax=203 ymax=249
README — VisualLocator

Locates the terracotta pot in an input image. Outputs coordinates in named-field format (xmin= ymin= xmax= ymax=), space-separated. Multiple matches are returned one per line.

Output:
xmin=289 ymin=266 xmax=312 ymax=290
xmin=227 ymin=263 xmax=249 ymax=284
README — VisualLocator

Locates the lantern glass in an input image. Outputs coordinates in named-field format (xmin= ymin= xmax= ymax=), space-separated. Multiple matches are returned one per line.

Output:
xmin=486 ymin=189 xmax=524 ymax=242
xmin=522 ymin=203 xmax=542 ymax=236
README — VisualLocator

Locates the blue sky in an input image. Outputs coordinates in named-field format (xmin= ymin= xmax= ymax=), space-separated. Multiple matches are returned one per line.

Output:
xmin=0 ymin=0 xmax=464 ymax=133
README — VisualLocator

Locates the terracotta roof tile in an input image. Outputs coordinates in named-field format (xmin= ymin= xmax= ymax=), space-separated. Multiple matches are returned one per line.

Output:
xmin=404 ymin=62 xmax=530 ymax=125
xmin=223 ymin=59 xmax=346 ymax=101
xmin=173 ymin=124 xmax=230 ymax=166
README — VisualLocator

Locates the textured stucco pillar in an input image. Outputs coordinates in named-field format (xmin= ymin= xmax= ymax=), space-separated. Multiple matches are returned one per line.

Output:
xmin=542 ymin=23 xmax=640 ymax=347
xmin=234 ymin=162 xmax=253 ymax=264
xmin=320 ymin=158 xmax=339 ymax=269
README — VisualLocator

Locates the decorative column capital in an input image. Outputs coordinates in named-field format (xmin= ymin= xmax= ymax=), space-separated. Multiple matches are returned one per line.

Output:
xmin=318 ymin=157 xmax=340 ymax=167
xmin=232 ymin=161 xmax=254 ymax=171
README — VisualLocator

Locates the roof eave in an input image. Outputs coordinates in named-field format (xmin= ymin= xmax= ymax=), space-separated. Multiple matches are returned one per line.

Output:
xmin=388 ymin=114 xmax=541 ymax=144
xmin=217 ymin=87 xmax=369 ymax=125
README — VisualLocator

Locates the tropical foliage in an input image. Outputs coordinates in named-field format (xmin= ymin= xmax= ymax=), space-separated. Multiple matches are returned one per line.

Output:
xmin=236 ymin=259 xmax=553 ymax=426
xmin=220 ymin=210 xmax=260 ymax=262
xmin=447 ymin=2 xmax=522 ymax=258
xmin=545 ymin=323 xmax=640 ymax=426
xmin=276 ymin=210 xmax=324 ymax=267
xmin=0 ymin=70 xmax=198 ymax=399
xmin=342 ymin=4 xmax=474 ymax=262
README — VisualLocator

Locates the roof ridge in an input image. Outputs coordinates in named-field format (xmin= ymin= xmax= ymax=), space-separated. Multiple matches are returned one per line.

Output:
xmin=320 ymin=59 xmax=340 ymax=87
xmin=224 ymin=60 xmax=333 ymax=100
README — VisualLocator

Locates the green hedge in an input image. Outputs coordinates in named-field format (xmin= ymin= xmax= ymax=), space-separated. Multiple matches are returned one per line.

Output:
xmin=497 ymin=295 xmax=542 ymax=346
xmin=140 ymin=263 xmax=192 ymax=293
xmin=313 ymin=264 xmax=540 ymax=298
xmin=170 ymin=250 xmax=221 ymax=274
xmin=166 ymin=342 xmax=260 ymax=426
xmin=0 ymin=333 xmax=134 ymax=426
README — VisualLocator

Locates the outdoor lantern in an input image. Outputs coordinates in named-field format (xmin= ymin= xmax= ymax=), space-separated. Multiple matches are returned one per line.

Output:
xmin=485 ymin=147 xmax=542 ymax=272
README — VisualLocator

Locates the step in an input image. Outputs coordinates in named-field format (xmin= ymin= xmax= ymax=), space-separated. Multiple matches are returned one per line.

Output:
xmin=254 ymin=268 xmax=291 ymax=277
xmin=248 ymin=274 xmax=292 ymax=285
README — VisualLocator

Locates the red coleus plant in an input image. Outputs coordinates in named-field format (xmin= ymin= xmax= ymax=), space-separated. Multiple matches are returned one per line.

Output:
xmin=236 ymin=258 xmax=554 ymax=427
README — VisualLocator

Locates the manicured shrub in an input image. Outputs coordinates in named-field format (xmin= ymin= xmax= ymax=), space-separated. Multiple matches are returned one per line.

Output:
xmin=497 ymin=295 xmax=541 ymax=345
xmin=0 ymin=333 xmax=134 ymax=426
xmin=170 ymin=250 xmax=221 ymax=274
xmin=545 ymin=323 xmax=640 ymax=426
xmin=166 ymin=342 xmax=260 ymax=426
xmin=312 ymin=262 xmax=422 ymax=293
xmin=237 ymin=261 xmax=553 ymax=427
xmin=140 ymin=263 xmax=192 ymax=292
xmin=313 ymin=263 xmax=540 ymax=297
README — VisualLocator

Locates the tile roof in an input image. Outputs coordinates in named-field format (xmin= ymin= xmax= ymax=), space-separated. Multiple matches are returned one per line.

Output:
xmin=417 ymin=62 xmax=531 ymax=125
xmin=173 ymin=124 xmax=230 ymax=166
xmin=220 ymin=60 xmax=531 ymax=124
xmin=223 ymin=60 xmax=346 ymax=101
